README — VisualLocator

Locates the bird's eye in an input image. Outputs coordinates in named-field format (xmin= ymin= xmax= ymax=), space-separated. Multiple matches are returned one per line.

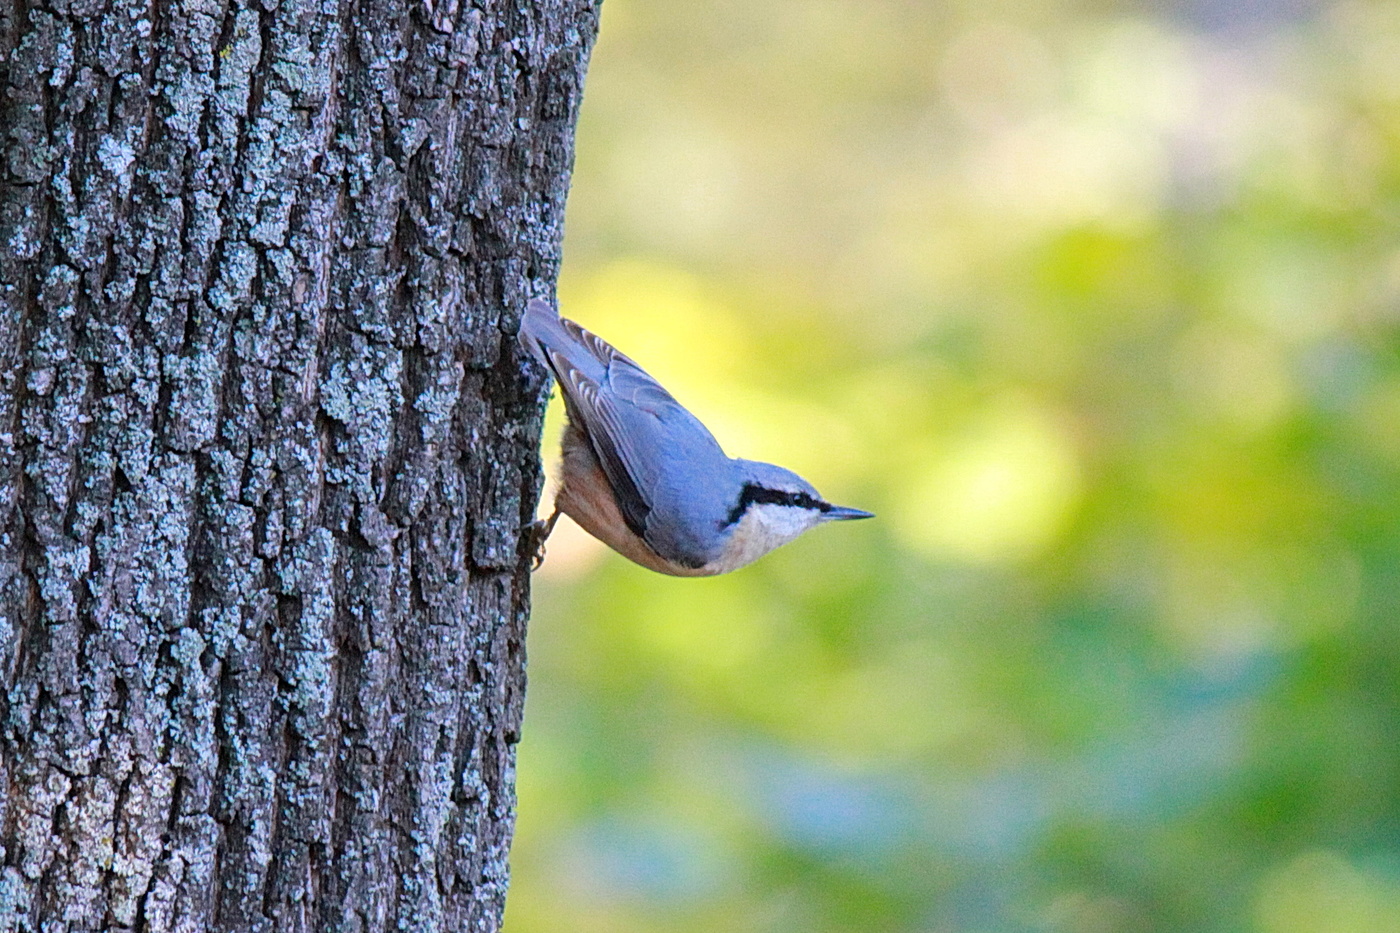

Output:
xmin=725 ymin=484 xmax=832 ymax=526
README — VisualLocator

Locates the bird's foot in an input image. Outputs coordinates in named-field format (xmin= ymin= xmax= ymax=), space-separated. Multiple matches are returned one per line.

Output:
xmin=526 ymin=508 xmax=561 ymax=571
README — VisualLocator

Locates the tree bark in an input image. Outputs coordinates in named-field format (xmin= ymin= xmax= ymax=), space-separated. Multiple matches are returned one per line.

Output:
xmin=0 ymin=0 xmax=597 ymax=928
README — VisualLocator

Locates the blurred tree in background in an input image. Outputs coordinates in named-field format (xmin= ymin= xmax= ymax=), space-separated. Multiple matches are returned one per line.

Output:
xmin=506 ymin=0 xmax=1400 ymax=931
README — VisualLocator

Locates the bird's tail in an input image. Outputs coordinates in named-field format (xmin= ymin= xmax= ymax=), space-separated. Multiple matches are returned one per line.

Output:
xmin=518 ymin=298 xmax=620 ymax=385
xmin=518 ymin=299 xmax=564 ymax=368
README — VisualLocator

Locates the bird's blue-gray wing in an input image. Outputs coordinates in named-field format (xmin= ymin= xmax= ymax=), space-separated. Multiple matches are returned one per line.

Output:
xmin=519 ymin=300 xmax=730 ymax=563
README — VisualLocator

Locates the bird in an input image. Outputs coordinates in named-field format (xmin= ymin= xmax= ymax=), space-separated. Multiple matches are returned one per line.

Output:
xmin=519 ymin=298 xmax=873 ymax=576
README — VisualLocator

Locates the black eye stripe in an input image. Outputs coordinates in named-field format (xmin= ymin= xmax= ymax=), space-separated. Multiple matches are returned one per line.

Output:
xmin=724 ymin=484 xmax=831 ymax=527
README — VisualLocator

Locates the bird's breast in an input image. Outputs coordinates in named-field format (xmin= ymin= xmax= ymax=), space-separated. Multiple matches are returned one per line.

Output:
xmin=555 ymin=424 xmax=721 ymax=577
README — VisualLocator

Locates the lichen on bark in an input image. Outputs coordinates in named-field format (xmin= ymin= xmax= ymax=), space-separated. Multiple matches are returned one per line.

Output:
xmin=0 ymin=0 xmax=597 ymax=929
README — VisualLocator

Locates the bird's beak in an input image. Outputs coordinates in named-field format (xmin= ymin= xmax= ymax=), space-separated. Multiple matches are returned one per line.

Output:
xmin=825 ymin=505 xmax=875 ymax=521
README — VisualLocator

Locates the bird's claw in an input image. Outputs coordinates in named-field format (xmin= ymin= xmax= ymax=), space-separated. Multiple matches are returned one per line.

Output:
xmin=526 ymin=509 xmax=561 ymax=571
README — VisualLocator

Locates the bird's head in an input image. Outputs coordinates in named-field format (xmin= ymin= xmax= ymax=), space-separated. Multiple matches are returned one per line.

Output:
xmin=723 ymin=460 xmax=873 ymax=554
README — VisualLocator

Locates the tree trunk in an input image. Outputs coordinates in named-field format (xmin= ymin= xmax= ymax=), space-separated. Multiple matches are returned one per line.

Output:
xmin=0 ymin=0 xmax=597 ymax=927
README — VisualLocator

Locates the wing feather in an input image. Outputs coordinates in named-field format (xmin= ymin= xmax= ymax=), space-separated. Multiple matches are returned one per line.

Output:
xmin=520 ymin=300 xmax=729 ymax=561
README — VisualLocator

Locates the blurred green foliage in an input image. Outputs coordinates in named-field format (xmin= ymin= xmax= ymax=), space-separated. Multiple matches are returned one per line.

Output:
xmin=504 ymin=1 xmax=1400 ymax=930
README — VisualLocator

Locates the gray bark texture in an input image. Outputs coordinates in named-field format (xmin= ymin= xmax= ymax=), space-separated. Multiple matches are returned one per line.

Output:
xmin=0 ymin=0 xmax=598 ymax=927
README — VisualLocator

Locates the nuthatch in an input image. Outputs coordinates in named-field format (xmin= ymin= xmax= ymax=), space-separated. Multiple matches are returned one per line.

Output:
xmin=520 ymin=299 xmax=873 ymax=576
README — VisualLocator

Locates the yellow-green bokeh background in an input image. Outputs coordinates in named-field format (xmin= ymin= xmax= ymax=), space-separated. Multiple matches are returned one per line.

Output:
xmin=506 ymin=1 xmax=1400 ymax=930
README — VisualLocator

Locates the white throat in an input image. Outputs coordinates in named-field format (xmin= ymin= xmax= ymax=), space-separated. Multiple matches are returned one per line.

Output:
xmin=710 ymin=503 xmax=822 ymax=573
